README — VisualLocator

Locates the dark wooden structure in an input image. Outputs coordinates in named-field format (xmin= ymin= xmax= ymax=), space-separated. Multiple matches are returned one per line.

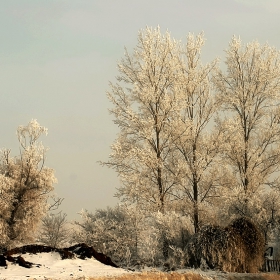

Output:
xmin=263 ymin=259 xmax=280 ymax=272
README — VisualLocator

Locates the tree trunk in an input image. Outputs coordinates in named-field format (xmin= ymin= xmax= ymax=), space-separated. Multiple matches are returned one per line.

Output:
xmin=193 ymin=201 xmax=199 ymax=233
xmin=162 ymin=232 xmax=169 ymax=260
xmin=193 ymin=142 xmax=200 ymax=233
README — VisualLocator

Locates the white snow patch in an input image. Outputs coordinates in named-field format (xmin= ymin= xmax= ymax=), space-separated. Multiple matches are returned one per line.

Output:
xmin=0 ymin=252 xmax=129 ymax=279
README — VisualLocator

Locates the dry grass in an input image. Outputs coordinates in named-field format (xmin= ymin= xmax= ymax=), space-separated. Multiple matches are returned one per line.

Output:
xmin=25 ymin=273 xmax=207 ymax=280
xmin=90 ymin=273 xmax=280 ymax=280
xmin=87 ymin=271 xmax=212 ymax=280
xmin=227 ymin=273 xmax=280 ymax=280
xmin=26 ymin=271 xmax=280 ymax=280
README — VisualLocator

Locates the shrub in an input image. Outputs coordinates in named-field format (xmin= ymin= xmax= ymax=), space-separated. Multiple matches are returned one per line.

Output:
xmin=186 ymin=217 xmax=265 ymax=272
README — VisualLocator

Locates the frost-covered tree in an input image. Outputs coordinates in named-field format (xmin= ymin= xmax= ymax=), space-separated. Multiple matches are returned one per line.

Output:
xmin=101 ymin=27 xmax=198 ymax=259
xmin=214 ymin=37 xmax=280 ymax=220
xmin=0 ymin=120 xmax=57 ymax=249
xmin=73 ymin=204 xmax=145 ymax=266
xmin=101 ymin=27 xmax=182 ymax=214
xmin=38 ymin=212 xmax=68 ymax=248
xmin=169 ymin=33 xmax=222 ymax=233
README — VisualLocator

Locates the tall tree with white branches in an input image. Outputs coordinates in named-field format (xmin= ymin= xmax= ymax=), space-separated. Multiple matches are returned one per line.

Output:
xmin=101 ymin=27 xmax=187 ymax=259
xmin=101 ymin=27 xmax=182 ymax=214
xmin=169 ymin=33 xmax=223 ymax=233
xmin=213 ymin=37 xmax=280 ymax=220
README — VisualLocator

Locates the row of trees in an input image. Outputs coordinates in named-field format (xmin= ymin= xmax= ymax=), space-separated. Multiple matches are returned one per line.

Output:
xmin=95 ymin=27 xmax=280 ymax=261
xmin=35 ymin=28 xmax=280 ymax=266
xmin=101 ymin=27 xmax=280 ymax=226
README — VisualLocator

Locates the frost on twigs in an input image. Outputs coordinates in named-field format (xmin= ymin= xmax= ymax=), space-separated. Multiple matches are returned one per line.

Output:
xmin=186 ymin=217 xmax=265 ymax=273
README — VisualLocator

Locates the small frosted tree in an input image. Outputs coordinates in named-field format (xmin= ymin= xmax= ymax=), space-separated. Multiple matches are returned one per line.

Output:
xmin=0 ymin=119 xmax=57 ymax=249
xmin=38 ymin=212 xmax=68 ymax=248
xmin=214 ymin=37 xmax=280 ymax=220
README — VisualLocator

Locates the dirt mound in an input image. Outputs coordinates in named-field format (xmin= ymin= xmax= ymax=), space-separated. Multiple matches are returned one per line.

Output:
xmin=66 ymin=243 xmax=118 ymax=268
xmin=6 ymin=244 xmax=75 ymax=260
xmin=0 ymin=243 xmax=118 ymax=269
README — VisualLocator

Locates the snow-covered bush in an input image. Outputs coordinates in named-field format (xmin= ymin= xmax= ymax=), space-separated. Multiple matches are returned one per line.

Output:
xmin=72 ymin=205 xmax=194 ymax=268
xmin=72 ymin=204 xmax=144 ymax=266
xmin=0 ymin=120 xmax=57 ymax=249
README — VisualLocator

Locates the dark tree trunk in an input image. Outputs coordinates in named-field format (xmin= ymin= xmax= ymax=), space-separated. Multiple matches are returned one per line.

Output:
xmin=193 ymin=201 xmax=199 ymax=234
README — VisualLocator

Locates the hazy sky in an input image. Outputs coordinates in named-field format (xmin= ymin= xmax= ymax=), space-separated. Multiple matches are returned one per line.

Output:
xmin=1 ymin=0 xmax=280 ymax=221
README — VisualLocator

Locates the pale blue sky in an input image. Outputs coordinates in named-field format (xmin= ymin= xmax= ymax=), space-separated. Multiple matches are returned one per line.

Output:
xmin=1 ymin=0 xmax=280 ymax=220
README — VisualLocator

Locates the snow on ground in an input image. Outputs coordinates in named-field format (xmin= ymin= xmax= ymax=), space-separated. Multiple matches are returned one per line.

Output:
xmin=0 ymin=252 xmax=129 ymax=279
xmin=1 ymin=253 xmax=278 ymax=280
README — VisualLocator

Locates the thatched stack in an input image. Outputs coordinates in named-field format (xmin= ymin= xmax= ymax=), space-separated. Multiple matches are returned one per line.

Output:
xmin=186 ymin=217 xmax=265 ymax=273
